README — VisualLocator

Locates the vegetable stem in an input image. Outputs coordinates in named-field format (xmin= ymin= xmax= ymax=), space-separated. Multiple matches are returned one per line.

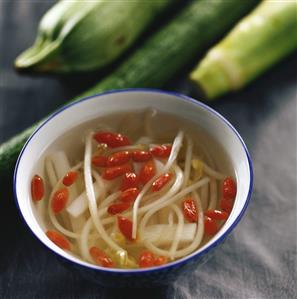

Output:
xmin=190 ymin=0 xmax=297 ymax=99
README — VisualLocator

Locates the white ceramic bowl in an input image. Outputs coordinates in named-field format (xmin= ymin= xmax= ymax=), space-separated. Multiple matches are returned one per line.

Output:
xmin=14 ymin=89 xmax=253 ymax=286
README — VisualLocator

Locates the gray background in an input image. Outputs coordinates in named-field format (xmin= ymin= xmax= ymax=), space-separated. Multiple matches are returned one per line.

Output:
xmin=0 ymin=1 xmax=296 ymax=298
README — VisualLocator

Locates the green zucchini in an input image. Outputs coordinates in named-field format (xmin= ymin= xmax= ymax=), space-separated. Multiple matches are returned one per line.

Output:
xmin=15 ymin=0 xmax=172 ymax=73
xmin=1 ymin=0 xmax=259 ymax=179
xmin=190 ymin=0 xmax=297 ymax=99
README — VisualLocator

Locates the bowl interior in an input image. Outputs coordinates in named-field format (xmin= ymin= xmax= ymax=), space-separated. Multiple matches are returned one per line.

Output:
xmin=14 ymin=90 xmax=252 ymax=272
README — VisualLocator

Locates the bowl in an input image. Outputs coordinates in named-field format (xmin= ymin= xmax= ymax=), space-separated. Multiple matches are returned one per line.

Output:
xmin=14 ymin=89 xmax=253 ymax=287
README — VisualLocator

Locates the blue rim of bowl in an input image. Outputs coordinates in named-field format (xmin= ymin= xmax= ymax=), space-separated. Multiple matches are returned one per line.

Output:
xmin=13 ymin=88 xmax=253 ymax=275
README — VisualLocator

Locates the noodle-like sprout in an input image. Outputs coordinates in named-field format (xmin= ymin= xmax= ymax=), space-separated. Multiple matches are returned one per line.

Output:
xmin=202 ymin=162 xmax=226 ymax=180
xmin=168 ymin=204 xmax=184 ymax=260
xmin=84 ymin=131 xmax=125 ymax=253
xmin=200 ymin=183 xmax=209 ymax=211
xmin=168 ymin=210 xmax=174 ymax=227
xmin=79 ymin=217 xmax=93 ymax=262
xmin=182 ymin=135 xmax=193 ymax=189
xmin=208 ymin=178 xmax=218 ymax=210
xmin=132 ymin=131 xmax=184 ymax=239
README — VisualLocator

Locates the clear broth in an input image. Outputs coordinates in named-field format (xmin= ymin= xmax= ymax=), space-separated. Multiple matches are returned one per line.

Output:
xmin=32 ymin=109 xmax=235 ymax=267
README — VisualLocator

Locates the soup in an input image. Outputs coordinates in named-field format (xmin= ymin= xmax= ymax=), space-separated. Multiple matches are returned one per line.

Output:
xmin=30 ymin=109 xmax=237 ymax=269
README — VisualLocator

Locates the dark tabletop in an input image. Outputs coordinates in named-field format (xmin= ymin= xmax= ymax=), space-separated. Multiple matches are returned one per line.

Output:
xmin=0 ymin=1 xmax=296 ymax=299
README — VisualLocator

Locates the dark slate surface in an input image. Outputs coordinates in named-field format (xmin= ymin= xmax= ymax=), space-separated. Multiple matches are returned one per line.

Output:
xmin=0 ymin=1 xmax=296 ymax=298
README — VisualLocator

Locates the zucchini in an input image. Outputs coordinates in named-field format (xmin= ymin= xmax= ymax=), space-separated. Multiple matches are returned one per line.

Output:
xmin=1 ymin=0 xmax=259 ymax=179
xmin=190 ymin=0 xmax=297 ymax=99
xmin=15 ymin=0 xmax=172 ymax=73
